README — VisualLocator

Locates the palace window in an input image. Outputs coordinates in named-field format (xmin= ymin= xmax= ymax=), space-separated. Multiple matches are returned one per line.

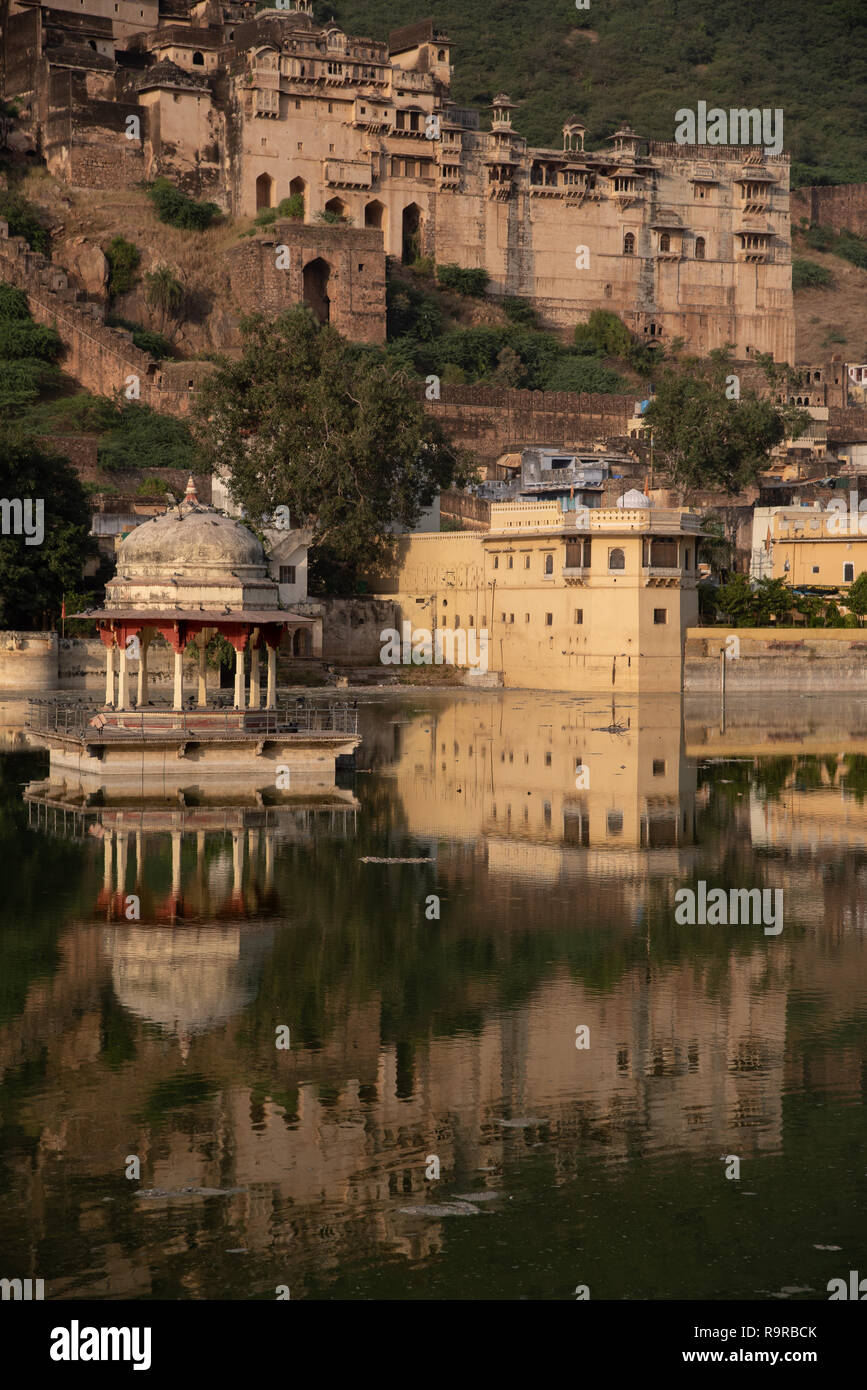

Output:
xmin=608 ymin=547 xmax=625 ymax=571
xmin=653 ymin=760 xmax=666 ymax=776
xmin=695 ymin=236 xmax=705 ymax=259
xmin=623 ymin=232 xmax=635 ymax=255
xmin=544 ymin=554 xmax=554 ymax=574
xmin=845 ymin=563 xmax=855 ymax=582
xmin=279 ymin=565 xmax=296 ymax=584
xmin=545 ymin=613 xmax=553 ymax=626
xmin=574 ymin=609 xmax=583 ymax=624
xmin=508 ymin=554 xmax=514 ymax=569
xmin=653 ymin=608 xmax=668 ymax=624
xmin=659 ymin=232 xmax=671 ymax=253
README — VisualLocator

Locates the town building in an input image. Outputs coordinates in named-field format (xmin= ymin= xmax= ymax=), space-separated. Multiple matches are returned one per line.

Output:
xmin=2 ymin=2 xmax=795 ymax=359
xmin=371 ymin=495 xmax=700 ymax=692
xmin=765 ymin=503 xmax=867 ymax=590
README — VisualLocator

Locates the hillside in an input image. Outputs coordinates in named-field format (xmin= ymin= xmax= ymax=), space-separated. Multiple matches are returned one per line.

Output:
xmin=327 ymin=0 xmax=867 ymax=186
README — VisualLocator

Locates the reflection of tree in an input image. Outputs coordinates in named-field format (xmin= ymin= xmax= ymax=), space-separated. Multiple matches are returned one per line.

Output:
xmin=752 ymin=756 xmax=795 ymax=802
xmin=841 ymin=755 xmax=867 ymax=804
xmin=0 ymin=753 xmax=100 ymax=1027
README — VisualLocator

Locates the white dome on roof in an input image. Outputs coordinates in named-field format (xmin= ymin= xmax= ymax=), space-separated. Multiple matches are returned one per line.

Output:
xmin=616 ymin=488 xmax=651 ymax=508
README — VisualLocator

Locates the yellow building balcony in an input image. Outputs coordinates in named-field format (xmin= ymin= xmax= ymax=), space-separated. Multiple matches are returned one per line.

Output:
xmin=323 ymin=159 xmax=373 ymax=189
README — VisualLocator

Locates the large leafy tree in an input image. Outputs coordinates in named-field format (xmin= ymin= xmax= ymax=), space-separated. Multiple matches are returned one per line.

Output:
xmin=193 ymin=306 xmax=470 ymax=592
xmin=0 ymin=429 xmax=94 ymax=628
xmin=643 ymin=351 xmax=809 ymax=501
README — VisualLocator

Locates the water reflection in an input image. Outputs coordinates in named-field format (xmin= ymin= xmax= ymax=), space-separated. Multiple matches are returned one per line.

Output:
xmin=0 ymin=693 xmax=865 ymax=1300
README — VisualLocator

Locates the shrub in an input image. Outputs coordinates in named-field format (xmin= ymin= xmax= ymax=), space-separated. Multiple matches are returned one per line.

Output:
xmin=435 ymin=263 xmax=490 ymax=296
xmin=0 ymin=318 xmax=62 ymax=361
xmin=0 ymin=190 xmax=50 ymax=252
xmin=315 ymin=208 xmax=354 ymax=225
xmin=574 ymin=309 xmax=633 ymax=358
xmin=836 ymin=231 xmax=867 ymax=269
xmin=277 ymin=194 xmax=304 ymax=220
xmin=410 ymin=255 xmax=435 ymax=277
xmin=97 ymin=402 xmax=196 ymax=471
xmin=502 ymin=295 xmax=539 ymax=327
xmin=441 ymin=363 xmax=467 ymax=384
xmin=0 ymin=357 xmax=62 ymax=412
xmin=108 ymin=317 xmax=174 ymax=358
xmin=804 ymin=223 xmax=836 ymax=252
xmin=254 ymin=207 xmax=277 ymax=226
xmin=136 ymin=476 xmax=169 ymax=496
xmin=0 ymin=282 xmax=30 ymax=321
xmin=147 ymin=177 xmax=220 ymax=231
xmin=144 ymin=266 xmax=184 ymax=319
xmin=542 ymin=356 xmax=627 ymax=393
xmin=105 ymin=237 xmax=140 ymax=297
xmin=792 ymin=258 xmax=833 ymax=290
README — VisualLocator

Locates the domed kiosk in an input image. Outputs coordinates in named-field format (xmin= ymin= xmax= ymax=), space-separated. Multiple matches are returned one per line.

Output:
xmin=26 ymin=479 xmax=360 ymax=800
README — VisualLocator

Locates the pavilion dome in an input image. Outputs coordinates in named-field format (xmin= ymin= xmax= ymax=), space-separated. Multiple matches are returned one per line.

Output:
xmin=114 ymin=477 xmax=268 ymax=583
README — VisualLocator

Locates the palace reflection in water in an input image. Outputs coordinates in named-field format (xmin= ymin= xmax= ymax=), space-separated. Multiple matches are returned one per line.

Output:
xmin=1 ymin=692 xmax=866 ymax=1300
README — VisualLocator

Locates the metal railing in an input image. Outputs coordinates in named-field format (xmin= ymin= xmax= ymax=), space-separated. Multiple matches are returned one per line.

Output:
xmin=25 ymin=698 xmax=359 ymax=739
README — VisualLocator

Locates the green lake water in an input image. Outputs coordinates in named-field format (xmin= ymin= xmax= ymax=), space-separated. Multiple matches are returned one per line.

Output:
xmin=0 ymin=691 xmax=865 ymax=1301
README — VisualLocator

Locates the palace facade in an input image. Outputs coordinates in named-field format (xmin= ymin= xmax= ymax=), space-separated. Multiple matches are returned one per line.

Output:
xmin=2 ymin=2 xmax=795 ymax=358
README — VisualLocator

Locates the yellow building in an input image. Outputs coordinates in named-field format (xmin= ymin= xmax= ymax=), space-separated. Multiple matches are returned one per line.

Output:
xmin=373 ymin=499 xmax=700 ymax=692
xmin=769 ymin=502 xmax=867 ymax=589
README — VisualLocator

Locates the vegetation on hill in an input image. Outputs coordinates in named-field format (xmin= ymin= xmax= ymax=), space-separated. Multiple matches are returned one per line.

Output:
xmin=385 ymin=271 xmax=631 ymax=391
xmin=0 ymin=283 xmax=197 ymax=471
xmin=193 ymin=304 xmax=475 ymax=593
xmin=147 ymin=177 xmax=221 ymax=231
xmin=0 ymin=187 xmax=51 ymax=253
xmin=327 ymin=0 xmax=867 ymax=186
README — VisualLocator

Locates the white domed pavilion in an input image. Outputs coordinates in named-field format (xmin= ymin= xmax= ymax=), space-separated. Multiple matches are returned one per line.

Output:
xmin=92 ymin=477 xmax=313 ymax=711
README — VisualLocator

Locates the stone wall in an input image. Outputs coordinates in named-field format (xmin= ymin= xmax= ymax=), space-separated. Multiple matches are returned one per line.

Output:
xmin=792 ymin=184 xmax=867 ymax=238
xmin=418 ymin=385 xmax=635 ymax=464
xmin=0 ymin=632 xmax=58 ymax=691
xmin=0 ymin=222 xmax=213 ymax=414
xmin=685 ymin=627 xmax=867 ymax=691
xmin=225 ymin=222 xmax=386 ymax=345
xmin=291 ymin=598 xmax=398 ymax=665
xmin=828 ymin=407 xmax=867 ymax=444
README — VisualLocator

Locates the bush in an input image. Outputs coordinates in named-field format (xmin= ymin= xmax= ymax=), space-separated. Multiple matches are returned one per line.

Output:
xmin=0 ymin=190 xmax=50 ymax=252
xmin=108 ymin=316 xmax=174 ymax=358
xmin=0 ymin=357 xmax=62 ymax=413
xmin=105 ymin=237 xmax=140 ymax=297
xmin=315 ymin=208 xmax=354 ymax=225
xmin=542 ymin=356 xmax=627 ymax=393
xmin=792 ymin=258 xmax=833 ymax=290
xmin=574 ymin=309 xmax=633 ymax=358
xmin=254 ymin=207 xmax=277 ymax=226
xmin=804 ymin=223 xmax=836 ymax=252
xmin=0 ymin=318 xmax=62 ymax=361
xmin=410 ymin=255 xmax=435 ymax=277
xmin=147 ymin=177 xmax=220 ymax=231
xmin=97 ymin=402 xmax=196 ymax=471
xmin=836 ymin=231 xmax=867 ymax=270
xmin=136 ymin=476 xmax=169 ymax=496
xmin=502 ymin=295 xmax=539 ymax=327
xmin=435 ymin=263 xmax=489 ymax=296
xmin=0 ymin=282 xmax=30 ymax=321
xmin=277 ymin=194 xmax=304 ymax=220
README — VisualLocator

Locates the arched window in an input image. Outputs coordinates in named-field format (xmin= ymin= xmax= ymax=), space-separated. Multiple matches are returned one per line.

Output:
xmin=544 ymin=554 xmax=554 ymax=575
xmin=192 ymin=50 xmax=204 ymax=66
xmin=255 ymin=173 xmax=273 ymax=210
xmin=437 ymin=49 xmax=446 ymax=60
xmin=659 ymin=232 xmax=670 ymax=253
xmin=623 ymin=232 xmax=635 ymax=255
xmin=608 ymin=547 xmax=625 ymax=572
xmin=695 ymin=236 xmax=705 ymax=259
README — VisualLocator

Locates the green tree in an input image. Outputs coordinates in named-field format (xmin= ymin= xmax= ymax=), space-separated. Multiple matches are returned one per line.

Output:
xmin=0 ymin=429 xmax=94 ymax=627
xmin=643 ymin=353 xmax=808 ymax=499
xmin=193 ymin=306 xmax=469 ymax=593
xmin=847 ymin=571 xmax=867 ymax=626
xmin=105 ymin=237 xmax=141 ymax=298
xmin=144 ymin=266 xmax=185 ymax=336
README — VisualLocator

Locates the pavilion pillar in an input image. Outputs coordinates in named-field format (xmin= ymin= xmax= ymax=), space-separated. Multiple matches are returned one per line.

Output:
xmin=234 ymin=645 xmax=246 ymax=711
xmin=117 ymin=644 xmax=130 ymax=710
xmin=173 ymin=649 xmax=184 ymax=709
xmin=249 ymin=645 xmax=261 ymax=709
xmin=137 ymin=634 xmax=150 ymax=707
xmin=197 ymin=640 xmax=208 ymax=706
xmin=266 ymin=645 xmax=277 ymax=709
xmin=104 ymin=641 xmax=116 ymax=708
xmin=231 ymin=828 xmax=244 ymax=898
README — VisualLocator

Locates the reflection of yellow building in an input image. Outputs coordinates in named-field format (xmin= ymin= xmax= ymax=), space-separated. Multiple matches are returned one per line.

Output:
xmin=373 ymin=501 xmax=700 ymax=691
xmin=390 ymin=692 xmax=695 ymax=861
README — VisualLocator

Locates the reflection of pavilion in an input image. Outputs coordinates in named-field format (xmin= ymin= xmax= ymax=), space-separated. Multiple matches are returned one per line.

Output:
xmin=25 ymin=478 xmax=360 ymax=797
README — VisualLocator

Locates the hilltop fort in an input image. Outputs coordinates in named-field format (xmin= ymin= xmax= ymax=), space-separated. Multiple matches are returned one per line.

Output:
xmin=2 ymin=0 xmax=794 ymax=361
